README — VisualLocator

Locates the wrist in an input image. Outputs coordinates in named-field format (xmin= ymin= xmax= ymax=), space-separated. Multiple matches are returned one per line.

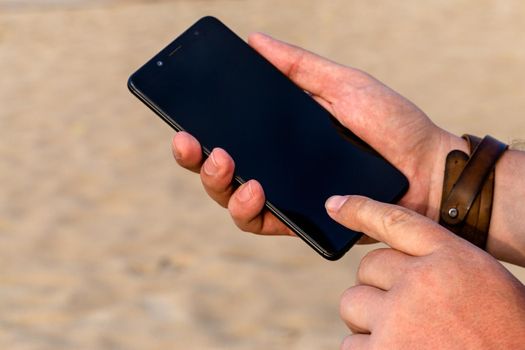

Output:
xmin=486 ymin=149 xmax=525 ymax=266
xmin=430 ymin=134 xmax=525 ymax=266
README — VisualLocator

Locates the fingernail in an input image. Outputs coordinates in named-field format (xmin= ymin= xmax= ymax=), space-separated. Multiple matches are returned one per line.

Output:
xmin=237 ymin=182 xmax=253 ymax=202
xmin=173 ymin=143 xmax=182 ymax=160
xmin=203 ymin=151 xmax=218 ymax=176
xmin=325 ymin=195 xmax=348 ymax=212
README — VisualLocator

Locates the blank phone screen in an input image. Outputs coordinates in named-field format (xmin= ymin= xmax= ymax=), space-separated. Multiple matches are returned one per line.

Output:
xmin=129 ymin=17 xmax=408 ymax=259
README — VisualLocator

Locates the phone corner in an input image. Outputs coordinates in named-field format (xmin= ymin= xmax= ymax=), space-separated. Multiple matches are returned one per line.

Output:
xmin=127 ymin=75 xmax=138 ymax=94
xmin=320 ymin=251 xmax=345 ymax=261
xmin=318 ymin=244 xmax=350 ymax=261
xmin=197 ymin=15 xmax=222 ymax=26
xmin=321 ymin=234 xmax=362 ymax=261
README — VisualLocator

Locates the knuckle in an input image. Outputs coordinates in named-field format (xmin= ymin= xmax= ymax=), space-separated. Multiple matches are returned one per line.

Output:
xmin=357 ymin=248 xmax=388 ymax=283
xmin=339 ymin=286 xmax=362 ymax=318
xmin=352 ymin=195 xmax=370 ymax=211
xmin=350 ymin=196 xmax=370 ymax=226
xmin=381 ymin=207 xmax=414 ymax=231
xmin=339 ymin=288 xmax=354 ymax=317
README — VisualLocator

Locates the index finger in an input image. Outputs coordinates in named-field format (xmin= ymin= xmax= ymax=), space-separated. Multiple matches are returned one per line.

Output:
xmin=326 ymin=195 xmax=454 ymax=256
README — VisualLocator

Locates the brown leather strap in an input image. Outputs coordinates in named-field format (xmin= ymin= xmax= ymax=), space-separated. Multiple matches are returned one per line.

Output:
xmin=464 ymin=134 xmax=482 ymax=152
xmin=441 ymin=135 xmax=507 ymax=225
xmin=439 ymin=135 xmax=507 ymax=249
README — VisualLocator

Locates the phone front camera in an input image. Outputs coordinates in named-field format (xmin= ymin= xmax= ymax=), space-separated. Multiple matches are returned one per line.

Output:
xmin=156 ymin=60 xmax=164 ymax=67
xmin=194 ymin=30 xmax=200 ymax=36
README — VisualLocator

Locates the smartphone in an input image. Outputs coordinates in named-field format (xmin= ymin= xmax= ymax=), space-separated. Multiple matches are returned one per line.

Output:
xmin=128 ymin=16 xmax=408 ymax=260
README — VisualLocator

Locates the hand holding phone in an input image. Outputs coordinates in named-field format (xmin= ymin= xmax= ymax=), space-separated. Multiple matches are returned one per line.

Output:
xmin=129 ymin=17 xmax=460 ymax=259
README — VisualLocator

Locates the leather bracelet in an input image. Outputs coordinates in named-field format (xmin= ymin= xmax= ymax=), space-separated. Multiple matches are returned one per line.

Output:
xmin=439 ymin=135 xmax=508 ymax=249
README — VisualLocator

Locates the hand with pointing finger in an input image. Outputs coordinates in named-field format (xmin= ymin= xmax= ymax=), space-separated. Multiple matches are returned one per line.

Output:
xmin=325 ymin=195 xmax=525 ymax=350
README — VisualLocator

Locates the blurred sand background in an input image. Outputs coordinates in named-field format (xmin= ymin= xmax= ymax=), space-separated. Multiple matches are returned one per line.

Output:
xmin=0 ymin=0 xmax=524 ymax=349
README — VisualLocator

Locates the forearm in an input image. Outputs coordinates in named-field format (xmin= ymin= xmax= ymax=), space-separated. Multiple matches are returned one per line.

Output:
xmin=487 ymin=149 xmax=525 ymax=266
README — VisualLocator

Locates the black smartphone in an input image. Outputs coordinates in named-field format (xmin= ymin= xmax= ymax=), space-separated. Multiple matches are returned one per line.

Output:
xmin=128 ymin=16 xmax=408 ymax=260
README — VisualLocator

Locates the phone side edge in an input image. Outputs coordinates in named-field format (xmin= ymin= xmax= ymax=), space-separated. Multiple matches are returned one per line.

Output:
xmin=128 ymin=77 xmax=184 ymax=132
xmin=263 ymin=201 xmax=360 ymax=260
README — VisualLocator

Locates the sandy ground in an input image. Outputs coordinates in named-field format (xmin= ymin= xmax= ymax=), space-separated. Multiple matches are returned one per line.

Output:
xmin=0 ymin=1 xmax=524 ymax=349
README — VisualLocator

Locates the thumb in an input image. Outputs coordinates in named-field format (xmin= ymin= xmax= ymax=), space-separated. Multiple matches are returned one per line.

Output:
xmin=247 ymin=32 xmax=348 ymax=99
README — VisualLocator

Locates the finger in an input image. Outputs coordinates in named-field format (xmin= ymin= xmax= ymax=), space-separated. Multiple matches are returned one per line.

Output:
xmin=172 ymin=131 xmax=203 ymax=173
xmin=341 ymin=334 xmax=370 ymax=350
xmin=228 ymin=180 xmax=294 ymax=236
xmin=340 ymin=285 xmax=385 ymax=333
xmin=248 ymin=32 xmax=350 ymax=100
xmin=356 ymin=248 xmax=412 ymax=290
xmin=200 ymin=148 xmax=235 ymax=208
xmin=326 ymin=195 xmax=453 ymax=256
